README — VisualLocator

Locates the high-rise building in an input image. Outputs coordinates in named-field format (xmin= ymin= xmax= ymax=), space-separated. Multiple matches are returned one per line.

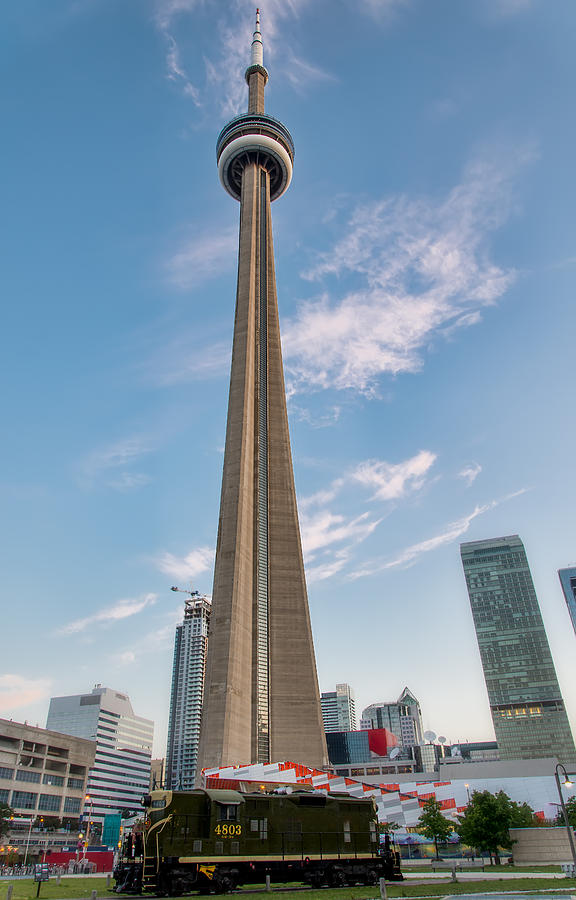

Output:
xmin=165 ymin=591 xmax=211 ymax=790
xmin=558 ymin=567 xmax=576 ymax=635
xmin=361 ymin=687 xmax=424 ymax=748
xmin=321 ymin=684 xmax=357 ymax=733
xmin=46 ymin=684 xmax=153 ymax=823
xmin=196 ymin=13 xmax=327 ymax=774
xmin=461 ymin=535 xmax=576 ymax=766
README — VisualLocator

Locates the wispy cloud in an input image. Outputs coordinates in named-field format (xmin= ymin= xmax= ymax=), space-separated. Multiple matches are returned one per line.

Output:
xmin=283 ymin=149 xmax=535 ymax=394
xmin=78 ymin=437 xmax=153 ymax=491
xmin=166 ymin=228 xmax=237 ymax=290
xmin=349 ymin=488 xmax=528 ymax=579
xmin=59 ymin=593 xmax=158 ymax=635
xmin=156 ymin=545 xmax=215 ymax=582
xmin=0 ymin=674 xmax=51 ymax=712
xmin=351 ymin=450 xmax=437 ymax=501
xmin=109 ymin=605 xmax=188 ymax=667
xmin=458 ymin=462 xmax=482 ymax=487
xmin=299 ymin=449 xmax=437 ymax=581
xmin=307 ymin=548 xmax=352 ymax=584
xmin=147 ymin=338 xmax=231 ymax=386
xmin=301 ymin=510 xmax=381 ymax=558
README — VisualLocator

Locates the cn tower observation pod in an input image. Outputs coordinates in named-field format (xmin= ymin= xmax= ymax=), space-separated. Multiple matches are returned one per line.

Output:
xmin=216 ymin=113 xmax=295 ymax=202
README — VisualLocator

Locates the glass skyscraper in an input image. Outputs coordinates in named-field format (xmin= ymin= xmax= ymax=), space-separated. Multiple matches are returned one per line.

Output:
xmin=558 ymin=567 xmax=576 ymax=636
xmin=461 ymin=535 xmax=576 ymax=767
xmin=166 ymin=594 xmax=211 ymax=790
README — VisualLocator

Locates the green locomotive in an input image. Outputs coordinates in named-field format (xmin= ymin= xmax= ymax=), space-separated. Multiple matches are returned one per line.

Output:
xmin=114 ymin=787 xmax=402 ymax=894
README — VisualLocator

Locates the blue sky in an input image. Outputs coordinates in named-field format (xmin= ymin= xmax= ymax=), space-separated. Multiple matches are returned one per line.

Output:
xmin=1 ymin=0 xmax=575 ymax=758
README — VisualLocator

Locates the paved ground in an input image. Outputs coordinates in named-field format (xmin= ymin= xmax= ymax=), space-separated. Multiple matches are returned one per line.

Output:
xmin=404 ymin=873 xmax=569 ymax=881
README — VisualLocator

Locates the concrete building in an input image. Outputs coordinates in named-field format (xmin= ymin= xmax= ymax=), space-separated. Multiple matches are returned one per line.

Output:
xmin=196 ymin=12 xmax=327 ymax=773
xmin=0 ymin=718 xmax=95 ymax=857
xmin=558 ymin=567 xmax=576 ymax=636
xmin=165 ymin=591 xmax=211 ymax=790
xmin=46 ymin=685 xmax=153 ymax=824
xmin=321 ymin=684 xmax=357 ymax=733
xmin=361 ymin=687 xmax=424 ymax=748
xmin=461 ymin=535 xmax=576 ymax=767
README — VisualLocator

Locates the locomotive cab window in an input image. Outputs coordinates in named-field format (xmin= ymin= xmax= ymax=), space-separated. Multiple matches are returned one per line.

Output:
xmin=217 ymin=803 xmax=238 ymax=821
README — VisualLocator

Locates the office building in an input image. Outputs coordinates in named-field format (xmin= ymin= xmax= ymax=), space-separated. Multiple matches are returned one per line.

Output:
xmin=196 ymin=12 xmax=327 ymax=773
xmin=326 ymin=727 xmax=398 ymax=766
xmin=558 ymin=567 xmax=576 ymax=635
xmin=321 ymin=683 xmax=357 ymax=733
xmin=361 ymin=687 xmax=424 ymax=748
xmin=166 ymin=592 xmax=211 ymax=789
xmin=47 ymin=685 xmax=153 ymax=823
xmin=461 ymin=535 xmax=576 ymax=766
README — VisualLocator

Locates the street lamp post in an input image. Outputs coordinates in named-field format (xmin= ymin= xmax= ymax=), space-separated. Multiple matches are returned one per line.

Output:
xmin=83 ymin=795 xmax=93 ymax=859
xmin=554 ymin=763 xmax=576 ymax=868
xmin=23 ymin=815 xmax=35 ymax=867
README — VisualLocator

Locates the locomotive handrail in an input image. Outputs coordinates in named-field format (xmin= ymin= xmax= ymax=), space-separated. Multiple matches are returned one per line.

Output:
xmin=142 ymin=813 xmax=173 ymax=876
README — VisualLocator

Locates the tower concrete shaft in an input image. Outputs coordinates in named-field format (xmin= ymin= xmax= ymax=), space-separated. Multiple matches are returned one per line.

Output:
xmin=196 ymin=12 xmax=327 ymax=773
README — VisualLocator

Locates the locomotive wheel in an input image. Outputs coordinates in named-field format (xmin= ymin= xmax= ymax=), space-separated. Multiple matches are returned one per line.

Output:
xmin=329 ymin=868 xmax=347 ymax=887
xmin=363 ymin=869 xmax=378 ymax=885
xmin=212 ymin=874 xmax=236 ymax=894
xmin=308 ymin=871 xmax=324 ymax=888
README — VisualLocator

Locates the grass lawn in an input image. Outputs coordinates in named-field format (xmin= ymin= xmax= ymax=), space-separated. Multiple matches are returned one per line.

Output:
xmin=1 ymin=875 xmax=576 ymax=900
xmin=0 ymin=877 xmax=109 ymax=900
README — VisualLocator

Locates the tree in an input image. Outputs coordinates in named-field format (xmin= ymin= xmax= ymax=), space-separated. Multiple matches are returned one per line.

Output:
xmin=0 ymin=802 xmax=15 ymax=838
xmin=508 ymin=800 xmax=541 ymax=828
xmin=556 ymin=796 xmax=576 ymax=828
xmin=379 ymin=820 xmax=399 ymax=835
xmin=417 ymin=797 xmax=453 ymax=858
xmin=457 ymin=790 xmax=520 ymax=864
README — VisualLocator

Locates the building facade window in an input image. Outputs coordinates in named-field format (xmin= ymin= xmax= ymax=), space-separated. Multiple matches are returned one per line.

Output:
xmin=63 ymin=797 xmax=81 ymax=814
xmin=12 ymin=790 xmax=37 ymax=809
xmin=38 ymin=794 xmax=62 ymax=812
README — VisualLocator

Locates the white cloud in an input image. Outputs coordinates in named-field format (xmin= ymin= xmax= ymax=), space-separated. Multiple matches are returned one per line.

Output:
xmin=166 ymin=228 xmax=237 ymax=290
xmin=59 ymin=593 xmax=158 ymax=635
xmin=349 ymin=489 xmax=528 ymax=579
xmin=78 ymin=436 xmax=153 ymax=491
xmin=299 ymin=479 xmax=345 ymax=512
xmin=153 ymin=340 xmax=231 ymax=386
xmin=306 ymin=549 xmax=351 ymax=584
xmin=351 ymin=450 xmax=437 ymax=501
xmin=156 ymin=545 xmax=215 ymax=582
xmin=106 ymin=473 xmax=152 ymax=492
xmin=283 ymin=150 xmax=533 ymax=394
xmin=301 ymin=510 xmax=381 ymax=558
xmin=0 ymin=675 xmax=51 ymax=713
xmin=458 ymin=463 xmax=482 ymax=487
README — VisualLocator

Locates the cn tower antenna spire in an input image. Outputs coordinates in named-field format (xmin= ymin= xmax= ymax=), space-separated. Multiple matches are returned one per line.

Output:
xmin=245 ymin=7 xmax=268 ymax=113
xmin=251 ymin=9 xmax=264 ymax=68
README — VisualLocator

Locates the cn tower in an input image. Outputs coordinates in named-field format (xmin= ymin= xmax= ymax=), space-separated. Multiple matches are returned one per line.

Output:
xmin=196 ymin=11 xmax=328 ymax=773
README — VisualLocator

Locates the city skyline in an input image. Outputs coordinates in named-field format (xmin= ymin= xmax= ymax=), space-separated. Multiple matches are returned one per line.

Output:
xmin=1 ymin=1 xmax=575 ymax=758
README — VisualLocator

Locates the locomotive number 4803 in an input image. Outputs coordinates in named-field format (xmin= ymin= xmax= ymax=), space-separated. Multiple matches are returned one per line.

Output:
xmin=214 ymin=823 xmax=242 ymax=837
